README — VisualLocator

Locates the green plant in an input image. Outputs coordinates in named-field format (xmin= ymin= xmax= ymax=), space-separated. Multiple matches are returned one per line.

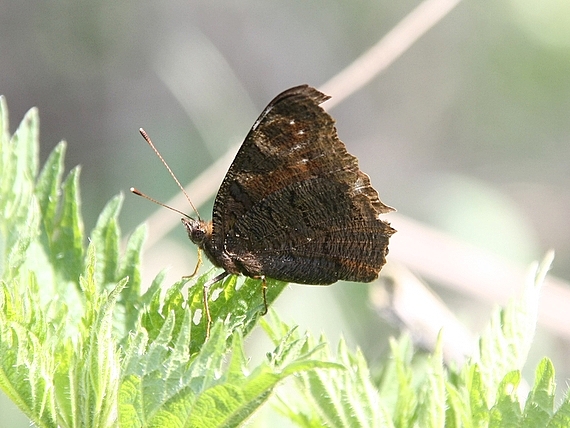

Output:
xmin=1 ymin=96 xmax=569 ymax=427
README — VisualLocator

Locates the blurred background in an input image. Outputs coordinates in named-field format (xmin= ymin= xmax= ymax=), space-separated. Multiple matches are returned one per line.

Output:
xmin=1 ymin=0 xmax=569 ymax=425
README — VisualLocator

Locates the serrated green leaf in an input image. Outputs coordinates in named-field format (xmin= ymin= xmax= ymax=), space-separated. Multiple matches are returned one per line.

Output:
xmin=10 ymin=106 xmax=39 ymax=185
xmin=6 ymin=194 xmax=39 ymax=279
xmin=121 ymin=309 xmax=205 ymax=424
xmin=476 ymin=252 xmax=553 ymax=405
xmin=1 ymin=99 xmax=129 ymax=427
xmin=120 ymin=312 xmax=337 ymax=427
xmin=119 ymin=223 xmax=146 ymax=332
xmin=267 ymin=316 xmax=390 ymax=428
xmin=90 ymin=194 xmax=123 ymax=290
xmin=445 ymin=382 xmax=470 ymax=428
xmin=141 ymin=278 xmax=188 ymax=353
xmin=0 ymin=276 xmax=58 ymax=427
xmin=417 ymin=337 xmax=446 ymax=428
xmin=390 ymin=336 xmax=417 ymax=427
xmin=81 ymin=247 xmax=125 ymax=427
xmin=522 ymin=357 xmax=555 ymax=427
xmin=0 ymin=104 xmax=40 ymax=280
xmin=161 ymin=269 xmax=288 ymax=355
xmin=547 ymin=393 xmax=570 ymax=428
xmin=139 ymin=269 xmax=166 ymax=308
xmin=467 ymin=364 xmax=490 ymax=427
xmin=35 ymin=141 xmax=66 ymax=240
xmin=184 ymin=332 xmax=276 ymax=428
xmin=51 ymin=167 xmax=85 ymax=283
xmin=489 ymin=371 xmax=522 ymax=428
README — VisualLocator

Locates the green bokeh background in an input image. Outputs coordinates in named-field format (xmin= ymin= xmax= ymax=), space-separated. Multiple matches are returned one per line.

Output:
xmin=1 ymin=0 xmax=569 ymax=425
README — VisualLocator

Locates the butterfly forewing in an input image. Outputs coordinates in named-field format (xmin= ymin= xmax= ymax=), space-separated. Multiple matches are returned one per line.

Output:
xmin=208 ymin=84 xmax=395 ymax=284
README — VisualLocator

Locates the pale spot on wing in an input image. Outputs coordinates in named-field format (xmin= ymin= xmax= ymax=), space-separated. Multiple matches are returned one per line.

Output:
xmin=353 ymin=176 xmax=367 ymax=193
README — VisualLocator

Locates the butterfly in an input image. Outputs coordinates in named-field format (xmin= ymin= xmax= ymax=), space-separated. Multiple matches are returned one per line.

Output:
xmin=134 ymin=85 xmax=395 ymax=337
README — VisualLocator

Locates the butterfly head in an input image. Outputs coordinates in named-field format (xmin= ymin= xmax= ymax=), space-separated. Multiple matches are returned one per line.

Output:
xmin=181 ymin=217 xmax=212 ymax=247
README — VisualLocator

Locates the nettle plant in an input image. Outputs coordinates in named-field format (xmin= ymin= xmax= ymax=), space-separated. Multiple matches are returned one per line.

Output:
xmin=1 ymin=96 xmax=569 ymax=427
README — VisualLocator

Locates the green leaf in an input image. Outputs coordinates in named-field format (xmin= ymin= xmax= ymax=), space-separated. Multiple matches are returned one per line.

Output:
xmin=417 ymin=336 xmax=446 ymax=428
xmin=52 ymin=167 xmax=85 ymax=283
xmin=265 ymin=315 xmax=390 ymax=428
xmin=390 ymin=335 xmax=417 ymax=427
xmin=548 ymin=393 xmax=570 ymax=428
xmin=120 ymin=311 xmax=338 ymax=427
xmin=35 ymin=141 xmax=66 ymax=244
xmin=118 ymin=223 xmax=146 ymax=333
xmin=476 ymin=251 xmax=553 ymax=405
xmin=138 ymin=269 xmax=267 ymax=356
xmin=90 ymin=194 xmax=123 ymax=290
xmin=80 ymin=246 xmax=125 ymax=427
xmin=522 ymin=358 xmax=555 ymax=427
xmin=445 ymin=381 xmax=470 ymax=428
xmin=489 ymin=371 xmax=522 ymax=428
xmin=0 ymin=101 xmax=40 ymax=280
xmin=467 ymin=364 xmax=490 ymax=427
xmin=178 ymin=270 xmax=287 ymax=354
xmin=0 ymin=275 xmax=58 ymax=427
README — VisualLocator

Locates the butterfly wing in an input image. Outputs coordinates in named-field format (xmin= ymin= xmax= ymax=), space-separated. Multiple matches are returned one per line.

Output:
xmin=210 ymin=85 xmax=395 ymax=284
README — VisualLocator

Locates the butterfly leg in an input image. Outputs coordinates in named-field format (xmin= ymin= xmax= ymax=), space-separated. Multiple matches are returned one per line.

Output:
xmin=183 ymin=248 xmax=203 ymax=279
xmin=260 ymin=275 xmax=268 ymax=316
xmin=203 ymin=270 xmax=230 ymax=339
xmin=249 ymin=275 xmax=269 ymax=315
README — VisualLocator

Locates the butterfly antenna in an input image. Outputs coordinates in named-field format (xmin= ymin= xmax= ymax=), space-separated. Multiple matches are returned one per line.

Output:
xmin=138 ymin=128 xmax=200 ymax=218
xmin=130 ymin=187 xmax=192 ymax=219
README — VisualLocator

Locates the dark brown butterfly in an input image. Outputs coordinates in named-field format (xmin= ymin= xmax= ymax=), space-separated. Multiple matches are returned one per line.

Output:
xmin=133 ymin=85 xmax=395 ymax=336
